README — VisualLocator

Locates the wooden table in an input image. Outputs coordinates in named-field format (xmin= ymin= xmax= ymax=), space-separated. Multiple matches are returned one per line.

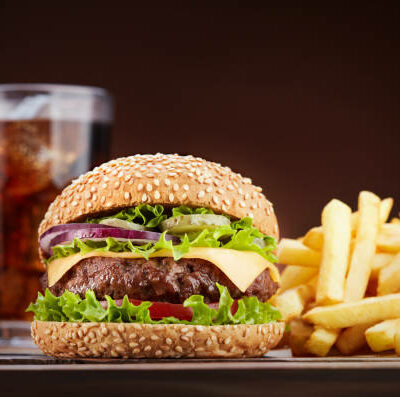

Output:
xmin=2 ymin=347 xmax=400 ymax=397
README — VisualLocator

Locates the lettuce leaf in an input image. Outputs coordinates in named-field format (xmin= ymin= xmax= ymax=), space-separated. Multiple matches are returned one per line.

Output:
xmin=87 ymin=204 xmax=167 ymax=228
xmin=26 ymin=284 xmax=281 ymax=325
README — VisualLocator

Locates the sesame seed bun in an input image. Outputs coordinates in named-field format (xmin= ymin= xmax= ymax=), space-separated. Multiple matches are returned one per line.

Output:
xmin=39 ymin=153 xmax=279 ymax=238
xmin=31 ymin=320 xmax=285 ymax=358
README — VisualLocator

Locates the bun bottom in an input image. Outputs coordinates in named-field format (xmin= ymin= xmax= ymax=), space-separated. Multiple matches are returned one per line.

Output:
xmin=31 ymin=320 xmax=284 ymax=358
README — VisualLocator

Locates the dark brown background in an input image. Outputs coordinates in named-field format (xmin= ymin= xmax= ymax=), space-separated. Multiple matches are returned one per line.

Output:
xmin=1 ymin=3 xmax=399 ymax=237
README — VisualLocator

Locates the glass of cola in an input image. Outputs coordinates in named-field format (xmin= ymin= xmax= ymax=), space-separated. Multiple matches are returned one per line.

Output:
xmin=0 ymin=84 xmax=113 ymax=348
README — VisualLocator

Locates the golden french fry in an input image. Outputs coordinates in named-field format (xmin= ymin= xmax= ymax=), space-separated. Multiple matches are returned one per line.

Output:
xmin=302 ymin=227 xmax=324 ymax=251
xmin=278 ymin=239 xmax=321 ymax=268
xmin=280 ymin=265 xmax=318 ymax=291
xmin=316 ymin=199 xmax=351 ymax=304
xmin=377 ymin=252 xmax=400 ymax=295
xmin=303 ymin=293 xmax=400 ymax=329
xmin=335 ymin=323 xmax=373 ymax=355
xmin=288 ymin=319 xmax=314 ymax=356
xmin=380 ymin=198 xmax=394 ymax=224
xmin=305 ymin=326 xmax=340 ymax=357
xmin=272 ymin=279 xmax=316 ymax=322
xmin=377 ymin=224 xmax=400 ymax=253
xmin=371 ymin=253 xmax=395 ymax=280
xmin=395 ymin=330 xmax=400 ymax=356
xmin=303 ymin=198 xmax=393 ymax=252
xmin=344 ymin=191 xmax=380 ymax=302
xmin=365 ymin=319 xmax=400 ymax=352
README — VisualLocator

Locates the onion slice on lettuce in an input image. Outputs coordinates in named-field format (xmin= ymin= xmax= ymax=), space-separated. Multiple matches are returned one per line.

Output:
xmin=40 ymin=224 xmax=179 ymax=257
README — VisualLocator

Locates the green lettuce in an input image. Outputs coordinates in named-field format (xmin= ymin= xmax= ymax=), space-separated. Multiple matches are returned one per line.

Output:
xmin=87 ymin=204 xmax=167 ymax=228
xmin=26 ymin=284 xmax=281 ymax=325
xmin=47 ymin=205 xmax=277 ymax=264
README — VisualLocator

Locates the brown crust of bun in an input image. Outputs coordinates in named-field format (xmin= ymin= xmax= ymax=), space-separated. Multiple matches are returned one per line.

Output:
xmin=39 ymin=154 xmax=278 ymax=238
xmin=31 ymin=320 xmax=285 ymax=359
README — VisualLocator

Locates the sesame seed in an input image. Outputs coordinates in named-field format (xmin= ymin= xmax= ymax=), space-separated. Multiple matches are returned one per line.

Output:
xmin=87 ymin=202 xmax=92 ymax=208
xmin=169 ymin=193 xmax=174 ymax=202
xmin=198 ymin=190 xmax=205 ymax=198
xmin=146 ymin=183 xmax=153 ymax=192
xmin=248 ymin=212 xmax=254 ymax=218
xmin=114 ymin=181 xmax=120 ymax=189
xmin=101 ymin=196 xmax=106 ymax=204
xmin=124 ymin=192 xmax=131 ymax=200
xmin=245 ymin=193 xmax=250 ymax=199
xmin=187 ymin=172 xmax=194 ymax=178
xmin=165 ymin=178 xmax=171 ymax=186
xmin=154 ymin=179 xmax=160 ymax=186
xmin=181 ymin=193 xmax=187 ymax=200
xmin=138 ymin=183 xmax=144 ymax=191
xmin=118 ymin=171 xmax=124 ymax=178
xmin=183 ymin=184 xmax=189 ymax=191
xmin=223 ymin=199 xmax=231 ymax=205
xmin=135 ymin=172 xmax=142 ymax=178
xmin=212 ymin=196 xmax=219 ymax=204
xmin=206 ymin=186 xmax=212 ymax=193
xmin=195 ymin=169 xmax=201 ymax=176
xmin=72 ymin=201 xmax=78 ymax=207
xmin=227 ymin=184 xmax=234 ymax=191
xmin=239 ymin=201 xmax=246 ymax=208
xmin=102 ymin=183 xmax=107 ymax=189
xmin=154 ymin=190 xmax=161 ymax=199
xmin=173 ymin=183 xmax=179 ymax=191
xmin=112 ymin=170 xmax=118 ymax=176
xmin=142 ymin=193 xmax=147 ymax=202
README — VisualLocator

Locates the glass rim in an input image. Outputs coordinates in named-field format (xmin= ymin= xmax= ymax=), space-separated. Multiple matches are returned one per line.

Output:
xmin=0 ymin=83 xmax=111 ymax=97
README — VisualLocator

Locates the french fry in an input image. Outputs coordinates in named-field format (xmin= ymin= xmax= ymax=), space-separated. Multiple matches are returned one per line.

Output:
xmin=391 ymin=218 xmax=400 ymax=225
xmin=305 ymin=326 xmax=340 ymax=357
xmin=377 ymin=224 xmax=400 ymax=253
xmin=272 ymin=279 xmax=316 ymax=322
xmin=278 ymin=239 xmax=321 ymax=268
xmin=335 ymin=323 xmax=373 ymax=355
xmin=288 ymin=319 xmax=314 ymax=356
xmin=303 ymin=293 xmax=400 ymax=329
xmin=316 ymin=199 xmax=351 ymax=304
xmin=371 ymin=253 xmax=394 ymax=280
xmin=377 ymin=252 xmax=400 ymax=295
xmin=280 ymin=265 xmax=318 ymax=291
xmin=344 ymin=191 xmax=380 ymax=302
xmin=302 ymin=227 xmax=324 ymax=251
xmin=365 ymin=319 xmax=400 ymax=352
xmin=395 ymin=329 xmax=400 ymax=356
xmin=302 ymin=198 xmax=393 ymax=252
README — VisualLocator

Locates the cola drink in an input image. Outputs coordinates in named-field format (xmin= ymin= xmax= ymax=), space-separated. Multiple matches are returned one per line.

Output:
xmin=0 ymin=119 xmax=111 ymax=319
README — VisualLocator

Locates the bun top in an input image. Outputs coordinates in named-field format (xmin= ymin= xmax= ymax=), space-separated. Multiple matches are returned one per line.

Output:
xmin=39 ymin=154 xmax=279 ymax=237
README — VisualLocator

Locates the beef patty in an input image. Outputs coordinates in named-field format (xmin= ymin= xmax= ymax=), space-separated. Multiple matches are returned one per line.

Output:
xmin=45 ymin=257 xmax=278 ymax=303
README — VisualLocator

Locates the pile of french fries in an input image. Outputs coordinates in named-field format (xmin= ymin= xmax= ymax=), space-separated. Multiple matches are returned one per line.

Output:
xmin=273 ymin=191 xmax=400 ymax=357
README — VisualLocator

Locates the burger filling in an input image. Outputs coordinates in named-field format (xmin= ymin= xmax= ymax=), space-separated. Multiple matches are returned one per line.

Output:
xmin=27 ymin=205 xmax=282 ymax=325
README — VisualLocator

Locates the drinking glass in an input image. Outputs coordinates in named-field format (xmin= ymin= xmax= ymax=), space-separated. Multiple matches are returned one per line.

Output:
xmin=0 ymin=84 xmax=113 ymax=348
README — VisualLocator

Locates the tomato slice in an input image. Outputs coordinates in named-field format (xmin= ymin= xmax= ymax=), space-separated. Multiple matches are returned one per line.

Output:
xmin=129 ymin=299 xmax=193 ymax=321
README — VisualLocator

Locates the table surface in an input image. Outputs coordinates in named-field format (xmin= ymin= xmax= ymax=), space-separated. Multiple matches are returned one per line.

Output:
xmin=2 ymin=345 xmax=400 ymax=396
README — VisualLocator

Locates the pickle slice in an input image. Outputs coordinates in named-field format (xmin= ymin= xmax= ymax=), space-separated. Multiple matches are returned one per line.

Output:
xmin=99 ymin=218 xmax=146 ymax=231
xmin=160 ymin=214 xmax=230 ymax=234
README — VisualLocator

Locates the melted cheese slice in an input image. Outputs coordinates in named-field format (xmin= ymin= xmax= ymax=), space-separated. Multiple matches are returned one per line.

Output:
xmin=47 ymin=248 xmax=279 ymax=293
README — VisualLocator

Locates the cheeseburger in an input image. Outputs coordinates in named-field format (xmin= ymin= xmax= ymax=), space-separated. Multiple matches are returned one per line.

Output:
xmin=27 ymin=154 xmax=284 ymax=358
